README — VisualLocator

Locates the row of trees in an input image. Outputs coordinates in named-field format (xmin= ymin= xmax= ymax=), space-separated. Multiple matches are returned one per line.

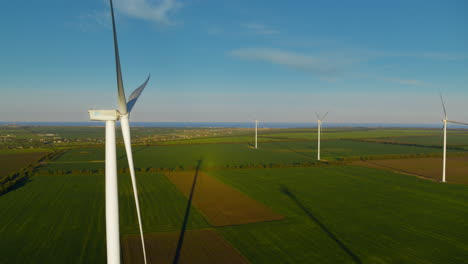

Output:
xmin=37 ymin=166 xmax=181 ymax=176
xmin=0 ymin=167 xmax=34 ymax=195
xmin=0 ymin=150 xmax=65 ymax=196
xmin=334 ymin=152 xmax=468 ymax=162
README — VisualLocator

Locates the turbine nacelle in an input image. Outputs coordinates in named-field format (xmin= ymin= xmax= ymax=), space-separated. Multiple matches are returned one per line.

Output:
xmin=89 ymin=110 xmax=120 ymax=121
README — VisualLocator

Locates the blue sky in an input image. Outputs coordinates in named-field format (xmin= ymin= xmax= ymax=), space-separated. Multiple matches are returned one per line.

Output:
xmin=1 ymin=0 xmax=467 ymax=123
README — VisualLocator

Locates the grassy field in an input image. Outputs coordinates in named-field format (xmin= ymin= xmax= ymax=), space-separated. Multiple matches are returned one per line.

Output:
xmin=1 ymin=127 xmax=468 ymax=263
xmin=2 ymin=162 xmax=468 ymax=263
xmin=354 ymin=156 xmax=468 ymax=184
xmin=361 ymin=134 xmax=468 ymax=148
xmin=0 ymin=172 xmax=209 ymax=263
xmin=211 ymin=166 xmax=468 ymax=264
xmin=40 ymin=138 xmax=464 ymax=172
xmin=164 ymin=128 xmax=458 ymax=144
xmin=0 ymin=174 xmax=106 ymax=263
xmin=258 ymin=128 xmax=445 ymax=140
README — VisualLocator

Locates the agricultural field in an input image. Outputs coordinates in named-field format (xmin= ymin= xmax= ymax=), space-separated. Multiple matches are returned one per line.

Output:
xmin=40 ymin=138 xmax=465 ymax=173
xmin=359 ymin=134 xmax=468 ymax=149
xmin=122 ymin=229 xmax=249 ymax=264
xmin=211 ymin=167 xmax=468 ymax=264
xmin=1 ymin=126 xmax=468 ymax=263
xmin=0 ymin=172 xmax=210 ymax=263
xmin=165 ymin=171 xmax=283 ymax=226
xmin=354 ymin=156 xmax=468 ymax=184
xmin=2 ymin=165 xmax=467 ymax=263
xmin=257 ymin=128 xmax=445 ymax=141
xmin=0 ymin=150 xmax=49 ymax=177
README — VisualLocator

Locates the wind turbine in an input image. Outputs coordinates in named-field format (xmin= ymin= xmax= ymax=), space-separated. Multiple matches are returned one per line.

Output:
xmin=439 ymin=95 xmax=468 ymax=182
xmin=255 ymin=120 xmax=259 ymax=149
xmin=316 ymin=112 xmax=328 ymax=161
xmin=88 ymin=0 xmax=150 ymax=263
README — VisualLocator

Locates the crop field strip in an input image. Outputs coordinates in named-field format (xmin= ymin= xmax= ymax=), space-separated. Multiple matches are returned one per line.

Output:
xmin=164 ymin=171 xmax=284 ymax=226
xmin=353 ymin=156 xmax=468 ymax=184
xmin=122 ymin=229 xmax=249 ymax=264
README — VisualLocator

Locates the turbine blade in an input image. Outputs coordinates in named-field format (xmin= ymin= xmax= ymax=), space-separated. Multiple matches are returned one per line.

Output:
xmin=447 ymin=120 xmax=468 ymax=126
xmin=315 ymin=112 xmax=320 ymax=120
xmin=120 ymin=115 xmax=147 ymax=264
xmin=127 ymin=75 xmax=150 ymax=113
xmin=321 ymin=111 xmax=329 ymax=121
xmin=109 ymin=0 xmax=127 ymax=114
xmin=439 ymin=93 xmax=447 ymax=119
xmin=439 ymin=125 xmax=444 ymax=139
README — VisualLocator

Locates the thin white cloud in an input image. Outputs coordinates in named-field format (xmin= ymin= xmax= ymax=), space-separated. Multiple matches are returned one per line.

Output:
xmin=349 ymin=49 xmax=468 ymax=61
xmin=76 ymin=11 xmax=111 ymax=31
xmin=242 ymin=23 xmax=279 ymax=35
xmin=385 ymin=77 xmax=429 ymax=86
xmin=229 ymin=48 xmax=339 ymax=77
xmin=114 ymin=0 xmax=182 ymax=25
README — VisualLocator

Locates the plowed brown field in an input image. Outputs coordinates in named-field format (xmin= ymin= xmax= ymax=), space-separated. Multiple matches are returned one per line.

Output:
xmin=165 ymin=171 xmax=284 ymax=226
xmin=354 ymin=156 xmax=468 ymax=184
xmin=122 ymin=229 xmax=249 ymax=264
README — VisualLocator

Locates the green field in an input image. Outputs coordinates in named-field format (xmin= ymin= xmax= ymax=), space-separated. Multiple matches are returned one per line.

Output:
xmin=41 ymin=138 xmax=464 ymax=172
xmin=0 ymin=172 xmax=209 ymax=263
xmin=1 ymin=127 xmax=468 ymax=263
xmin=212 ymin=166 xmax=468 ymax=263
xmin=1 ymin=166 xmax=467 ymax=263
xmin=362 ymin=135 xmax=468 ymax=148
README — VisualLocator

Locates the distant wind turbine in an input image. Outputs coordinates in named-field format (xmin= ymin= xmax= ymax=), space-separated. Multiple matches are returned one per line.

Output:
xmin=316 ymin=112 xmax=328 ymax=161
xmin=255 ymin=120 xmax=259 ymax=149
xmin=88 ymin=0 xmax=150 ymax=263
xmin=439 ymin=95 xmax=468 ymax=182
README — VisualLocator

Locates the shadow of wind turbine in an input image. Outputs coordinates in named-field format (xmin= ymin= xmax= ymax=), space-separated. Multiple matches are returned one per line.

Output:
xmin=280 ymin=185 xmax=362 ymax=264
xmin=173 ymin=159 xmax=203 ymax=264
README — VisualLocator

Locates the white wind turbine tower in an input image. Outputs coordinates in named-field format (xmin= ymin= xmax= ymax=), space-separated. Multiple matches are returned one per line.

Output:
xmin=439 ymin=95 xmax=468 ymax=182
xmin=316 ymin=112 xmax=328 ymax=161
xmin=255 ymin=120 xmax=259 ymax=149
xmin=88 ymin=0 xmax=150 ymax=263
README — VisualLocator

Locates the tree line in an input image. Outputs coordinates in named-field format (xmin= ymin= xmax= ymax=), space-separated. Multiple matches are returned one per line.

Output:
xmin=0 ymin=150 xmax=65 ymax=196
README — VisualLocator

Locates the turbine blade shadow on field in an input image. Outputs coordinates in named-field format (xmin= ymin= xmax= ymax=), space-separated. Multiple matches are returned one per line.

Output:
xmin=117 ymin=145 xmax=146 ymax=161
xmin=276 ymin=141 xmax=315 ymax=159
xmin=279 ymin=185 xmax=362 ymax=264
xmin=173 ymin=159 xmax=203 ymax=264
